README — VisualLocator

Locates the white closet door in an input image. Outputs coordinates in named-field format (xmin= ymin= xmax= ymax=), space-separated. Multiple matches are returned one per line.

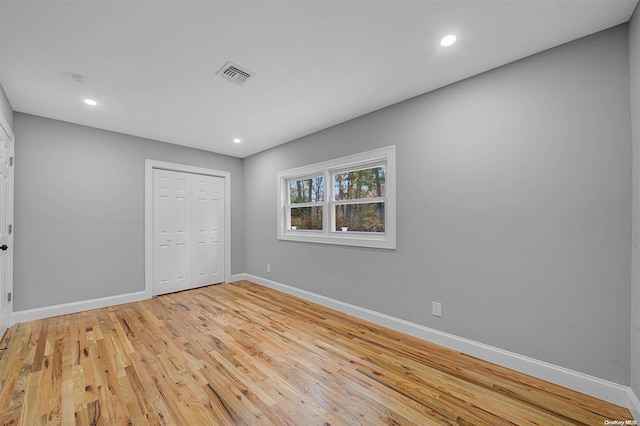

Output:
xmin=153 ymin=169 xmax=192 ymax=296
xmin=191 ymin=174 xmax=225 ymax=288
xmin=152 ymin=169 xmax=225 ymax=296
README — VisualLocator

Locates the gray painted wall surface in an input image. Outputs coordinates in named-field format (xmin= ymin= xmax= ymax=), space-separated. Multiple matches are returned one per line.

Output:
xmin=0 ymin=0 xmax=3 ymax=84
xmin=0 ymin=84 xmax=12 ymax=130
xmin=244 ymin=26 xmax=632 ymax=385
xmin=13 ymin=113 xmax=244 ymax=311
xmin=0 ymin=2 xmax=9 ymax=129
xmin=630 ymin=8 xmax=640 ymax=397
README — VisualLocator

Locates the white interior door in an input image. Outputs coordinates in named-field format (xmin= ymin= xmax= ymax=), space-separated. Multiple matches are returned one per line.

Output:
xmin=0 ymin=120 xmax=14 ymax=337
xmin=153 ymin=169 xmax=192 ymax=296
xmin=152 ymin=169 xmax=225 ymax=296
xmin=191 ymin=174 xmax=225 ymax=288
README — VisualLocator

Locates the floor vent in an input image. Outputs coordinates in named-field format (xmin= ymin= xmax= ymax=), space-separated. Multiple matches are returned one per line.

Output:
xmin=216 ymin=61 xmax=254 ymax=85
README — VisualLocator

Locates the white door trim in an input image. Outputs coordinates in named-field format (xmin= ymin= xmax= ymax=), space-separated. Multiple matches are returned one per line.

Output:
xmin=145 ymin=159 xmax=231 ymax=299
xmin=0 ymin=112 xmax=13 ymax=334
xmin=0 ymin=114 xmax=15 ymax=145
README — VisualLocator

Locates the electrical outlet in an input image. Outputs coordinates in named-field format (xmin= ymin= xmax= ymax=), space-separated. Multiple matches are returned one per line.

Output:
xmin=267 ymin=264 xmax=271 ymax=273
xmin=432 ymin=302 xmax=442 ymax=317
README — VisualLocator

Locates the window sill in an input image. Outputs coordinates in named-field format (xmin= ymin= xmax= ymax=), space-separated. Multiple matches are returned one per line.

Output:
xmin=278 ymin=231 xmax=396 ymax=250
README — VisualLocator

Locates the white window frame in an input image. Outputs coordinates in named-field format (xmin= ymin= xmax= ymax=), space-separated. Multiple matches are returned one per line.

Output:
xmin=277 ymin=146 xmax=396 ymax=249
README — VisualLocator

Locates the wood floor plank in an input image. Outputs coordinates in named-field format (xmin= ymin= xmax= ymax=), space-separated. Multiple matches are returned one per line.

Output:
xmin=0 ymin=280 xmax=634 ymax=425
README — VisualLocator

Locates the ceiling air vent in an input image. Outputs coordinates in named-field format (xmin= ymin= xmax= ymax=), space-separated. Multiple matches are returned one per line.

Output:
xmin=216 ymin=61 xmax=254 ymax=85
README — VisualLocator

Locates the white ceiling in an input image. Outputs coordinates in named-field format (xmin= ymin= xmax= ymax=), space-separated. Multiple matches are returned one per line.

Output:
xmin=1 ymin=0 xmax=638 ymax=158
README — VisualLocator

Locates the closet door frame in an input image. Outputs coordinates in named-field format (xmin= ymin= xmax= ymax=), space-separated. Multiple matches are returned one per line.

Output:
xmin=144 ymin=159 xmax=231 ymax=299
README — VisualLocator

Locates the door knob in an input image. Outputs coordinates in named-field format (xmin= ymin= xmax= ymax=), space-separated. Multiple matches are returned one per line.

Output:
xmin=0 ymin=245 xmax=7 ymax=251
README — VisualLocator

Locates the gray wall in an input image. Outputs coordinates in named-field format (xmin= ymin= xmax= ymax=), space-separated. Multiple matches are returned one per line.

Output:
xmin=0 ymin=0 xmax=9 ymax=130
xmin=244 ymin=26 xmax=632 ymax=385
xmin=13 ymin=113 xmax=244 ymax=311
xmin=630 ymin=6 xmax=640 ymax=398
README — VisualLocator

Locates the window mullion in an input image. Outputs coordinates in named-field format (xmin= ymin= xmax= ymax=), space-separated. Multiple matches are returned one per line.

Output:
xmin=332 ymin=197 xmax=386 ymax=206
xmin=325 ymin=169 xmax=331 ymax=237
xmin=289 ymin=202 xmax=323 ymax=208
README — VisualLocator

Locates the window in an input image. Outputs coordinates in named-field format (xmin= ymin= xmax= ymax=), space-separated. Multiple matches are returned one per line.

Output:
xmin=288 ymin=176 xmax=324 ymax=230
xmin=277 ymin=146 xmax=396 ymax=249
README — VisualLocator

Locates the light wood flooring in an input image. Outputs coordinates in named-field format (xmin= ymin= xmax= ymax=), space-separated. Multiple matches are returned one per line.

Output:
xmin=0 ymin=280 xmax=634 ymax=425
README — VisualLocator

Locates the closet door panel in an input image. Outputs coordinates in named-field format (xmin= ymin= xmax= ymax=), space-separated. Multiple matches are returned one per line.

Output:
xmin=192 ymin=175 xmax=224 ymax=288
xmin=153 ymin=170 xmax=192 ymax=296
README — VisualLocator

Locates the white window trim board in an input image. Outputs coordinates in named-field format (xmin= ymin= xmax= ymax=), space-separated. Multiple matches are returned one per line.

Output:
xmin=277 ymin=146 xmax=396 ymax=249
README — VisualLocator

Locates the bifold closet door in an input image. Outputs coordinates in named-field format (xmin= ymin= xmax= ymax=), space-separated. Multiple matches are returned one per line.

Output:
xmin=152 ymin=169 xmax=225 ymax=296
xmin=191 ymin=174 xmax=224 ymax=288
xmin=153 ymin=169 xmax=192 ymax=296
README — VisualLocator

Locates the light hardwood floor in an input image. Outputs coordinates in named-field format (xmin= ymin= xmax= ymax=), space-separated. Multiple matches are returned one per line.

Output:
xmin=0 ymin=280 xmax=633 ymax=425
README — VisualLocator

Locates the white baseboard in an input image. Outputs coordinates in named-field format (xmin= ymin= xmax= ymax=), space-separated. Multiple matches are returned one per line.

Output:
xmin=10 ymin=274 xmax=268 ymax=325
xmin=8 ymin=274 xmax=638 ymax=420
xmin=230 ymin=273 xmax=246 ymax=282
xmin=12 ymin=291 xmax=147 ymax=324
xmin=10 ymin=275 xmax=261 ymax=325
xmin=239 ymin=273 xmax=636 ymax=416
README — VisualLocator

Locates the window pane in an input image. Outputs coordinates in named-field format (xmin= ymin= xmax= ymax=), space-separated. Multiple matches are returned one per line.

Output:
xmin=335 ymin=203 xmax=385 ymax=233
xmin=290 ymin=206 xmax=323 ymax=230
xmin=289 ymin=177 xmax=324 ymax=204
xmin=334 ymin=165 xmax=385 ymax=201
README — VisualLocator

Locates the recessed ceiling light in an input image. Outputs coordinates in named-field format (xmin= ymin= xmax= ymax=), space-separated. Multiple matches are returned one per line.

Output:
xmin=440 ymin=34 xmax=457 ymax=47
xmin=233 ymin=138 xmax=241 ymax=144
xmin=83 ymin=98 xmax=97 ymax=106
